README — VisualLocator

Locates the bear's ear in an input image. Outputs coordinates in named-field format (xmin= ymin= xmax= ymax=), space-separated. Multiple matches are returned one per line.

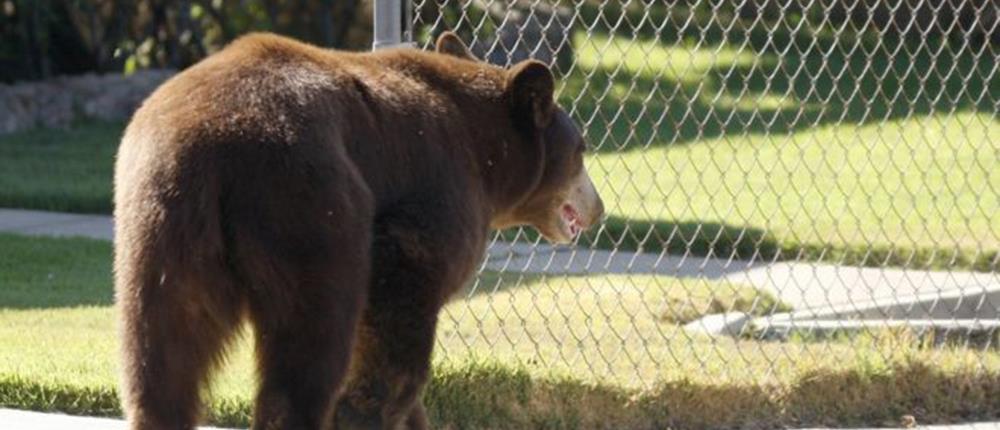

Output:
xmin=507 ymin=60 xmax=555 ymax=129
xmin=436 ymin=32 xmax=476 ymax=61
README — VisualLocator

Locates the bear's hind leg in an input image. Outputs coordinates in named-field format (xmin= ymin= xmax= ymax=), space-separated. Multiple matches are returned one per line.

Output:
xmin=239 ymin=177 xmax=374 ymax=430
xmin=118 ymin=267 xmax=244 ymax=430
xmin=333 ymin=207 xmax=482 ymax=430
xmin=247 ymin=256 xmax=370 ymax=430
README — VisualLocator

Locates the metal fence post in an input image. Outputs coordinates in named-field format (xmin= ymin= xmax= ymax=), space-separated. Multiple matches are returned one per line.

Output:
xmin=372 ymin=0 xmax=402 ymax=50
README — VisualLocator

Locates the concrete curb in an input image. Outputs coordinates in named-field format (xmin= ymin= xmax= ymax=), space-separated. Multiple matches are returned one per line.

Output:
xmin=796 ymin=424 xmax=1000 ymax=430
xmin=772 ymin=283 xmax=1000 ymax=321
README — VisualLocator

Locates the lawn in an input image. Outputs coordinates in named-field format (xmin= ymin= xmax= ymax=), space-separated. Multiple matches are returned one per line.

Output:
xmin=0 ymin=31 xmax=997 ymax=272
xmin=0 ymin=122 xmax=121 ymax=214
xmin=2 ymin=232 xmax=999 ymax=428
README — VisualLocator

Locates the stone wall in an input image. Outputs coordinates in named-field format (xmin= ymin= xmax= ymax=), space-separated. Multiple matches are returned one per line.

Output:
xmin=0 ymin=70 xmax=175 ymax=135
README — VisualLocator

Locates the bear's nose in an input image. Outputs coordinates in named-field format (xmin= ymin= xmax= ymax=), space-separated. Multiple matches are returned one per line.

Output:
xmin=591 ymin=197 xmax=605 ymax=226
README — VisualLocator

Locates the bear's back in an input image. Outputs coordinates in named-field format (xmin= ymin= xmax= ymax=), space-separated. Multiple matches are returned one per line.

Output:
xmin=124 ymin=33 xmax=506 ymax=155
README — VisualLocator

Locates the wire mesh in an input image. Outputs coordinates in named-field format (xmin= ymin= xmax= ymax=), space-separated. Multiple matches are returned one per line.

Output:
xmin=411 ymin=0 xmax=1000 ymax=389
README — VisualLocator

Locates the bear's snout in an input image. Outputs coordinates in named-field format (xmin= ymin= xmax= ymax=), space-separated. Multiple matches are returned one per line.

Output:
xmin=571 ymin=166 xmax=604 ymax=231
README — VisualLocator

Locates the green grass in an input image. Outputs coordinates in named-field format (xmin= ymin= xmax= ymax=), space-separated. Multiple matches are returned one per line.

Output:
xmin=0 ymin=122 xmax=121 ymax=214
xmin=0 ymin=232 xmax=112 ymax=308
xmin=582 ymin=113 xmax=1000 ymax=270
xmin=0 ymin=31 xmax=998 ymax=271
xmin=2 ymin=233 xmax=1000 ymax=428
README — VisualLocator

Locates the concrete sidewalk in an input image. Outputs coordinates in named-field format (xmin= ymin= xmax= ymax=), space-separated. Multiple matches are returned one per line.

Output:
xmin=0 ymin=409 xmax=232 ymax=430
xmin=1 ymin=408 xmax=998 ymax=430
xmin=484 ymin=241 xmax=1000 ymax=310
xmin=2 ymin=208 xmax=999 ymax=312
xmin=0 ymin=208 xmax=113 ymax=241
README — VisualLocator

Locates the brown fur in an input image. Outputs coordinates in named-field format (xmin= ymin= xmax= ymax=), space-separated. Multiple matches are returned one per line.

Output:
xmin=114 ymin=32 xmax=598 ymax=430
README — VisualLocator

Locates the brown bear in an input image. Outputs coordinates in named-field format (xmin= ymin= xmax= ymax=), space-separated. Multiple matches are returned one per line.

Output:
xmin=113 ymin=31 xmax=603 ymax=430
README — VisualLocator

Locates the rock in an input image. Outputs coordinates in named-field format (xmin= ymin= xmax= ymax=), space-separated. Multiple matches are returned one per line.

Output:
xmin=683 ymin=312 xmax=752 ymax=337
xmin=34 ymin=83 xmax=75 ymax=129
xmin=0 ymin=89 xmax=34 ymax=134
xmin=0 ymin=69 xmax=175 ymax=135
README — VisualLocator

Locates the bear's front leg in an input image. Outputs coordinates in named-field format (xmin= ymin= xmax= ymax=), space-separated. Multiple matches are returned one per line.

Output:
xmin=333 ymin=206 xmax=484 ymax=430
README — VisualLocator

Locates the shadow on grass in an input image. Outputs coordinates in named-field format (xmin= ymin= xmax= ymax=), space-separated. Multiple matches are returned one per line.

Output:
xmin=502 ymin=216 xmax=999 ymax=272
xmin=590 ymin=216 xmax=778 ymax=261
xmin=591 ymin=216 xmax=999 ymax=272
xmin=3 ymin=360 xmax=998 ymax=429
xmin=498 ymin=217 xmax=776 ymax=261
xmin=0 ymin=121 xmax=120 ymax=215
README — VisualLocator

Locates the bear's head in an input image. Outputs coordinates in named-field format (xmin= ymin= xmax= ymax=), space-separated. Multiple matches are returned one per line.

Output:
xmin=503 ymin=106 xmax=606 ymax=245
xmin=436 ymin=32 xmax=605 ymax=244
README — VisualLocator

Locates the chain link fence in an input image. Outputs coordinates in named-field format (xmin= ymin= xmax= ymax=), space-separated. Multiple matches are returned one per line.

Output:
xmin=409 ymin=0 xmax=1000 ymax=389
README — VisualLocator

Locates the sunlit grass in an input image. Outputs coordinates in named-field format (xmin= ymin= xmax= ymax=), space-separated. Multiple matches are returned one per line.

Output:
xmin=585 ymin=113 xmax=1000 ymax=254
xmin=573 ymin=32 xmax=763 ymax=84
